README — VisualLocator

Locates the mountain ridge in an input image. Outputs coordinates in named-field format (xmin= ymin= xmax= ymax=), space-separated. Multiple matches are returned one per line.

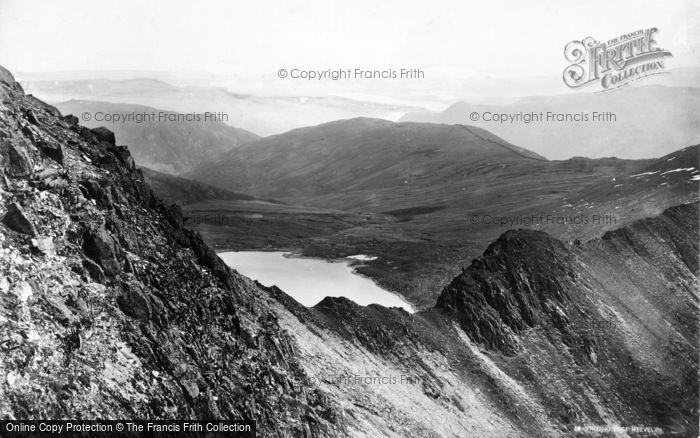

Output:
xmin=186 ymin=117 xmax=548 ymax=205
xmin=400 ymin=85 xmax=700 ymax=160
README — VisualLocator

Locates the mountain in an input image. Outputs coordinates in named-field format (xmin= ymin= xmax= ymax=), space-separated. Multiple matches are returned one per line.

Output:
xmin=400 ymin=85 xmax=700 ymax=160
xmin=140 ymin=166 xmax=255 ymax=205
xmin=1 ymin=65 xmax=698 ymax=436
xmin=187 ymin=117 xmax=547 ymax=208
xmin=434 ymin=204 xmax=698 ymax=433
xmin=54 ymin=100 xmax=259 ymax=174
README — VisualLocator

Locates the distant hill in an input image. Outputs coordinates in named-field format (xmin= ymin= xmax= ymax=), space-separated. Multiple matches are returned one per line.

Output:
xmin=400 ymin=85 xmax=700 ymax=160
xmin=140 ymin=166 xmax=255 ymax=205
xmin=546 ymin=145 xmax=700 ymax=242
xmin=187 ymin=117 xmax=547 ymax=209
xmin=55 ymin=100 xmax=259 ymax=174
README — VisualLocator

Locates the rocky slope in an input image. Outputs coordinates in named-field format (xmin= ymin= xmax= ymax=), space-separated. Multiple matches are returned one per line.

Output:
xmin=272 ymin=202 xmax=698 ymax=436
xmin=0 ymin=65 xmax=342 ymax=436
xmin=2 ymin=64 xmax=698 ymax=437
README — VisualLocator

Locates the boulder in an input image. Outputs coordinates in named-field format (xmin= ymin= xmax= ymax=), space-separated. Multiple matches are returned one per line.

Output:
xmin=82 ymin=228 xmax=120 ymax=276
xmin=117 ymin=281 xmax=152 ymax=321
xmin=43 ymin=295 xmax=75 ymax=325
xmin=80 ymin=179 xmax=113 ymax=209
xmin=62 ymin=114 xmax=79 ymax=127
xmin=2 ymin=203 xmax=37 ymax=236
xmin=82 ymin=258 xmax=106 ymax=283
xmin=180 ymin=379 xmax=200 ymax=400
xmin=6 ymin=142 xmax=34 ymax=177
xmin=91 ymin=127 xmax=116 ymax=146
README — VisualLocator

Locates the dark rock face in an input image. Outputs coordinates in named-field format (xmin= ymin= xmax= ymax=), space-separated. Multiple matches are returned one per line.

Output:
xmin=91 ymin=126 xmax=116 ymax=146
xmin=436 ymin=229 xmax=576 ymax=354
xmin=62 ymin=114 xmax=79 ymax=127
xmin=6 ymin=142 xmax=34 ymax=177
xmin=82 ymin=228 xmax=121 ymax=276
xmin=82 ymin=258 xmax=106 ymax=282
xmin=117 ymin=281 xmax=152 ymax=321
xmin=79 ymin=179 xmax=114 ymax=209
xmin=2 ymin=202 xmax=38 ymax=236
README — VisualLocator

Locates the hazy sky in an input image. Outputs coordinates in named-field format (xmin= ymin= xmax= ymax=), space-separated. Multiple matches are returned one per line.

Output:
xmin=2 ymin=0 xmax=698 ymax=75
xmin=1 ymin=0 xmax=698 ymax=102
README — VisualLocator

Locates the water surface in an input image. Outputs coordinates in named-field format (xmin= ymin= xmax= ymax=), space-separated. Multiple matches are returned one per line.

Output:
xmin=219 ymin=251 xmax=414 ymax=312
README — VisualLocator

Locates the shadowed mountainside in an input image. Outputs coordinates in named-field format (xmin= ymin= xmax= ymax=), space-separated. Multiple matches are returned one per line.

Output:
xmin=55 ymin=100 xmax=259 ymax=175
xmin=140 ymin=166 xmax=255 ymax=205
xmin=186 ymin=117 xmax=546 ymax=208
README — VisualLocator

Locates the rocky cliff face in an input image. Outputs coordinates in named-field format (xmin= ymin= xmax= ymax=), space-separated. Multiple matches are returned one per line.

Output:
xmin=0 ymin=65 xmax=342 ymax=436
xmin=1 ymin=63 xmax=698 ymax=437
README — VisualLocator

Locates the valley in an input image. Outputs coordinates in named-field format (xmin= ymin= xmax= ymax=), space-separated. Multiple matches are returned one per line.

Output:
xmin=175 ymin=118 xmax=698 ymax=309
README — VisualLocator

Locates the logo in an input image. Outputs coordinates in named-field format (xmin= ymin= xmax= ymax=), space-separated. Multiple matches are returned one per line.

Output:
xmin=563 ymin=28 xmax=671 ymax=90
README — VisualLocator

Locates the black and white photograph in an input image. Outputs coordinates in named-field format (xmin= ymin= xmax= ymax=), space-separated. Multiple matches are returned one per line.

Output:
xmin=0 ymin=0 xmax=698 ymax=436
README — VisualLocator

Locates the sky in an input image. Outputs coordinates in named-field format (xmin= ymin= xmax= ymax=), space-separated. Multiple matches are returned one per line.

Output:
xmin=0 ymin=0 xmax=698 ymax=99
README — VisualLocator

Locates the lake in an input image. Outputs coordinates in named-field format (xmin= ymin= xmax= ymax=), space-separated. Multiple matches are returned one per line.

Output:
xmin=219 ymin=251 xmax=415 ymax=313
